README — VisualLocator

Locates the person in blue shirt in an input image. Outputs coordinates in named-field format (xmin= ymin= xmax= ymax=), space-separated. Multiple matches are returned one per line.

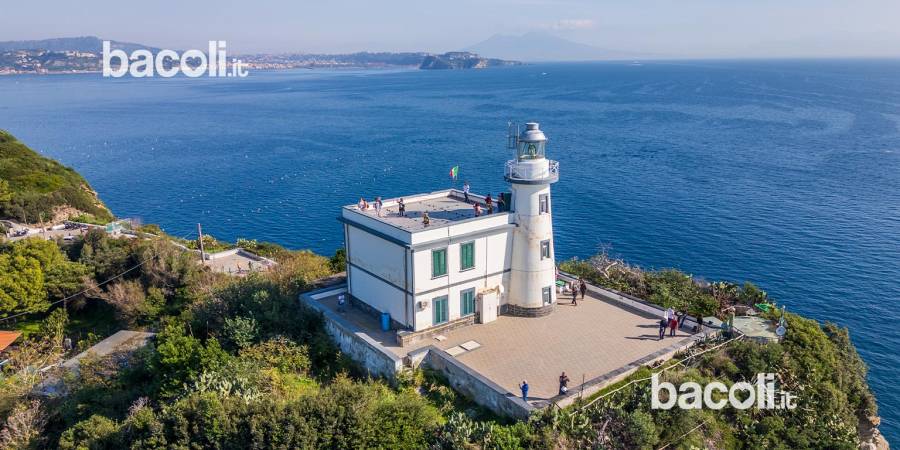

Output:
xmin=519 ymin=380 xmax=529 ymax=401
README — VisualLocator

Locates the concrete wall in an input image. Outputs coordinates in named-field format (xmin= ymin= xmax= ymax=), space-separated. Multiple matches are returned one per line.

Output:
xmin=424 ymin=347 xmax=534 ymax=421
xmin=301 ymin=287 xmax=403 ymax=380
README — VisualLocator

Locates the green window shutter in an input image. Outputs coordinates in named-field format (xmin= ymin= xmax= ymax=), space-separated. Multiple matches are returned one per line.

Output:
xmin=432 ymin=249 xmax=447 ymax=277
xmin=460 ymin=242 xmax=474 ymax=270
xmin=433 ymin=296 xmax=448 ymax=324
xmin=461 ymin=289 xmax=475 ymax=316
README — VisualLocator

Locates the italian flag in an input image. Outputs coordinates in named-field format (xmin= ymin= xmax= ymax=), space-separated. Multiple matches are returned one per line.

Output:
xmin=449 ymin=165 xmax=459 ymax=180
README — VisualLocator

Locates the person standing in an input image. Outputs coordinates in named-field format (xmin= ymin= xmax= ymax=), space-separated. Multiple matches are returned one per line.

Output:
xmin=473 ymin=203 xmax=482 ymax=217
xmin=669 ymin=315 xmax=678 ymax=337
xmin=519 ymin=380 xmax=529 ymax=401
xmin=463 ymin=181 xmax=470 ymax=203
xmin=571 ymin=285 xmax=578 ymax=306
xmin=397 ymin=198 xmax=405 ymax=217
xmin=658 ymin=318 xmax=667 ymax=340
xmin=485 ymin=194 xmax=494 ymax=214
xmin=558 ymin=372 xmax=570 ymax=395
xmin=579 ymin=278 xmax=587 ymax=300
xmin=374 ymin=197 xmax=383 ymax=217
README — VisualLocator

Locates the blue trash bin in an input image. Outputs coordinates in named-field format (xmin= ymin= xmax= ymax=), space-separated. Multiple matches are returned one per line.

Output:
xmin=380 ymin=312 xmax=391 ymax=331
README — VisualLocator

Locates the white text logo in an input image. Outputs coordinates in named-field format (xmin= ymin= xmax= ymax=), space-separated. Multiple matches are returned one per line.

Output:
xmin=102 ymin=41 xmax=248 ymax=78
xmin=651 ymin=373 xmax=797 ymax=410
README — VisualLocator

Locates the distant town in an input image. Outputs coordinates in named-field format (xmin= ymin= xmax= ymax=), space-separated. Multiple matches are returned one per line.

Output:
xmin=0 ymin=37 xmax=520 ymax=75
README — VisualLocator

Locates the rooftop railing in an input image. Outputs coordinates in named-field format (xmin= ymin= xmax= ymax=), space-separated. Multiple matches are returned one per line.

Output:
xmin=504 ymin=159 xmax=559 ymax=184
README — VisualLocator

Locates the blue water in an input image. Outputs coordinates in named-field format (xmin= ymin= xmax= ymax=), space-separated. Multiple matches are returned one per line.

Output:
xmin=1 ymin=60 xmax=898 ymax=440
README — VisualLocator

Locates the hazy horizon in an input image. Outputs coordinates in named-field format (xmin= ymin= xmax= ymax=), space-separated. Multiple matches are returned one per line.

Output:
xmin=5 ymin=0 xmax=900 ymax=59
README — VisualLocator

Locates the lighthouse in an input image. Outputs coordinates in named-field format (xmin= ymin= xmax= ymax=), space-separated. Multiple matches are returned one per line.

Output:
xmin=505 ymin=122 xmax=560 ymax=316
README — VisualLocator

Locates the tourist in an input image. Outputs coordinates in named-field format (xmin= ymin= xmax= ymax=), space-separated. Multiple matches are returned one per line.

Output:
xmin=474 ymin=203 xmax=482 ymax=217
xmin=485 ymin=194 xmax=494 ymax=214
xmin=497 ymin=195 xmax=506 ymax=212
xmin=559 ymin=372 xmax=570 ymax=395
xmin=422 ymin=211 xmax=431 ymax=227
xmin=658 ymin=318 xmax=667 ymax=340
xmin=374 ymin=197 xmax=383 ymax=217
xmin=338 ymin=294 xmax=346 ymax=313
xmin=519 ymin=380 xmax=529 ymax=401
xmin=398 ymin=198 xmax=406 ymax=216
xmin=571 ymin=285 xmax=577 ymax=306
xmin=579 ymin=278 xmax=587 ymax=300
xmin=358 ymin=197 xmax=368 ymax=210
xmin=669 ymin=315 xmax=678 ymax=337
xmin=463 ymin=181 xmax=470 ymax=203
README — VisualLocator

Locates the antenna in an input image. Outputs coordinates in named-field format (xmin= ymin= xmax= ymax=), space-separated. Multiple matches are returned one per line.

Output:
xmin=507 ymin=121 xmax=519 ymax=150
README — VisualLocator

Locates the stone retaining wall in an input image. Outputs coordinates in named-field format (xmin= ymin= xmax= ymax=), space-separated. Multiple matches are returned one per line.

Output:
xmin=300 ymin=287 xmax=403 ymax=380
xmin=423 ymin=346 xmax=534 ymax=420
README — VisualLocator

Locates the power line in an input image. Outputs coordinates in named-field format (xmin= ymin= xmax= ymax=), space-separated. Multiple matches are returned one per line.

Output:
xmin=0 ymin=229 xmax=197 ymax=324
xmin=579 ymin=332 xmax=745 ymax=411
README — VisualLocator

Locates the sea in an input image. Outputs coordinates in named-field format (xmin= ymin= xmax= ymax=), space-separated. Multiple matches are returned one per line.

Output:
xmin=0 ymin=60 xmax=898 ymax=440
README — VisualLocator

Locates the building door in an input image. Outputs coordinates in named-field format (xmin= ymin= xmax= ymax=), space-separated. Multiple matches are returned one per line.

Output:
xmin=478 ymin=292 xmax=499 ymax=324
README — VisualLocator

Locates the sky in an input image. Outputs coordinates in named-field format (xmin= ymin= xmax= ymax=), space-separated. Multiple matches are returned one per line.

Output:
xmin=5 ymin=0 xmax=900 ymax=58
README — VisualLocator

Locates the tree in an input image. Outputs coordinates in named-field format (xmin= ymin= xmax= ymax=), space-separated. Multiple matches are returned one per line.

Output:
xmin=0 ymin=179 xmax=11 ymax=203
xmin=0 ymin=254 xmax=45 ymax=317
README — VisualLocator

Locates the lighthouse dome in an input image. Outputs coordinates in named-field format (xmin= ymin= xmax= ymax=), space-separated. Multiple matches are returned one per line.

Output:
xmin=519 ymin=122 xmax=546 ymax=142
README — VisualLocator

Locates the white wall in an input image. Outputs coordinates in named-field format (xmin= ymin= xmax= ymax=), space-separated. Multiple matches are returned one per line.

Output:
xmin=347 ymin=225 xmax=406 ymax=287
xmin=410 ymin=230 xmax=512 ymax=331
xmin=349 ymin=266 xmax=410 ymax=326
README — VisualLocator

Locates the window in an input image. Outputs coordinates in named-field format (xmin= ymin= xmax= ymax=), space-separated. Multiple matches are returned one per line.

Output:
xmin=540 ymin=240 xmax=551 ymax=259
xmin=433 ymin=296 xmax=449 ymax=324
xmin=460 ymin=288 xmax=476 ymax=316
xmin=542 ymin=286 xmax=552 ymax=305
xmin=539 ymin=194 xmax=549 ymax=214
xmin=432 ymin=248 xmax=447 ymax=278
xmin=460 ymin=241 xmax=475 ymax=271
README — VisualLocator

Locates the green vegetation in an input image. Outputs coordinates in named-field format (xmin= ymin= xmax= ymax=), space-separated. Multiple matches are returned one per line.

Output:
xmin=0 ymin=130 xmax=113 ymax=224
xmin=560 ymin=252 xmax=770 ymax=323
xmin=0 ymin=147 xmax=882 ymax=449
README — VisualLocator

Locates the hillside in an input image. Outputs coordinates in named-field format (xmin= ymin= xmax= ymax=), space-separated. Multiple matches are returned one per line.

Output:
xmin=419 ymin=52 xmax=521 ymax=69
xmin=0 ymin=130 xmax=112 ymax=224
xmin=0 ymin=36 xmax=156 ymax=54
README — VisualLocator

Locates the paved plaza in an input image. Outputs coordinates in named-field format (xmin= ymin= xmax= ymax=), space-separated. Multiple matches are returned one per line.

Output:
xmin=315 ymin=289 xmax=696 ymax=404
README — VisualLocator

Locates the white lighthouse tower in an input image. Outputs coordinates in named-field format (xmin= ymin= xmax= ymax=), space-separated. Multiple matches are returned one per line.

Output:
xmin=505 ymin=122 xmax=560 ymax=316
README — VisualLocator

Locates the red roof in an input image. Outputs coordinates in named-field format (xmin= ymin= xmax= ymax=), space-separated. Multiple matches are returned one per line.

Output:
xmin=0 ymin=331 xmax=22 ymax=352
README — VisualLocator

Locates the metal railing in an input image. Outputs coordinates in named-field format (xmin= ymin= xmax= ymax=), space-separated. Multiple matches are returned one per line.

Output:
xmin=504 ymin=159 xmax=559 ymax=182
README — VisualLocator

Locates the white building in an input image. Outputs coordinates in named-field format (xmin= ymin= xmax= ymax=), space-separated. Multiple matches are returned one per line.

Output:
xmin=340 ymin=122 xmax=560 ymax=344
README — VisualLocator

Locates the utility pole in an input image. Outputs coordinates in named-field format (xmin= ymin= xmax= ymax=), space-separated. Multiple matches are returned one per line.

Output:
xmin=197 ymin=223 xmax=206 ymax=264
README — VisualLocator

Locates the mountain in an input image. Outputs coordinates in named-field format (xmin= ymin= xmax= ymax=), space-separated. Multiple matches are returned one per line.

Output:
xmin=0 ymin=36 xmax=157 ymax=53
xmin=0 ymin=130 xmax=112 ymax=224
xmin=465 ymin=32 xmax=644 ymax=62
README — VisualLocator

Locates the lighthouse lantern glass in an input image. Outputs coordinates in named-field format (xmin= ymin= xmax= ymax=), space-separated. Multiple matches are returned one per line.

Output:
xmin=517 ymin=140 xmax=545 ymax=160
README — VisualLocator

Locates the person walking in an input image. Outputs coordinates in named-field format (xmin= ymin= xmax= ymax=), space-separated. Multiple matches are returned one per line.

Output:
xmin=397 ymin=198 xmax=405 ymax=217
xmin=571 ymin=285 xmax=578 ymax=306
xmin=463 ymin=181 xmax=470 ymax=203
xmin=558 ymin=372 xmax=570 ymax=395
xmin=579 ymin=278 xmax=587 ymax=300
xmin=374 ymin=197 xmax=383 ymax=217
xmin=658 ymin=318 xmax=667 ymax=340
xmin=519 ymin=380 xmax=529 ymax=401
